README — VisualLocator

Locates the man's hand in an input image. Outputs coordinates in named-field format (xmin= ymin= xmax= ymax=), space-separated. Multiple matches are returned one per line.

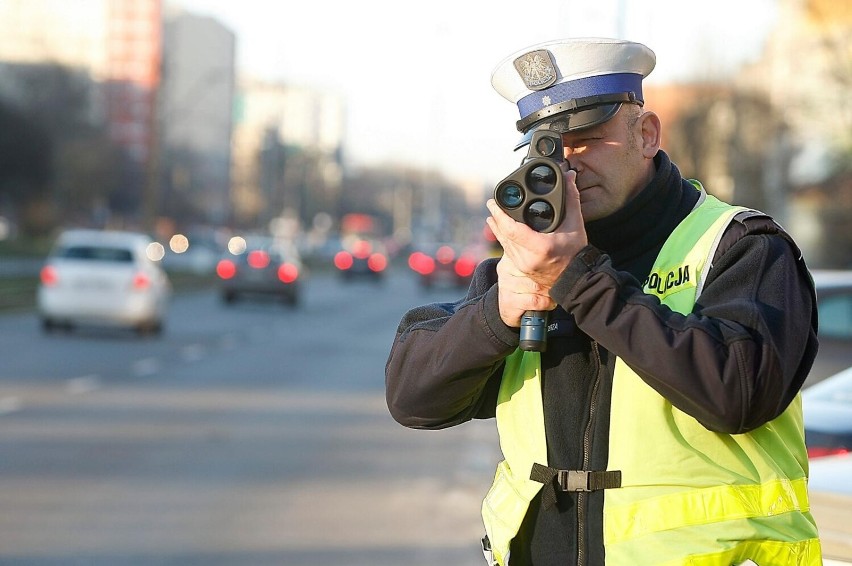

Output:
xmin=494 ymin=254 xmax=556 ymax=327
xmin=486 ymin=169 xmax=588 ymax=327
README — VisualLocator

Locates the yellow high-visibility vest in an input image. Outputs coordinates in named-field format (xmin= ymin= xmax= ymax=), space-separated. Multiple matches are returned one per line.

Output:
xmin=481 ymin=188 xmax=821 ymax=565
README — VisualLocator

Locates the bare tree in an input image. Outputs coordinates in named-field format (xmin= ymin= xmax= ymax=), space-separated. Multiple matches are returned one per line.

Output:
xmin=0 ymin=63 xmax=128 ymax=236
xmin=667 ymin=90 xmax=791 ymax=219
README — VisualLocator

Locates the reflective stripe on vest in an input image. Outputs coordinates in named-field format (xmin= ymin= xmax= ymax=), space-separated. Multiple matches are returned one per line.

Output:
xmin=481 ymin=349 xmax=546 ymax=566
xmin=481 ymin=187 xmax=822 ymax=565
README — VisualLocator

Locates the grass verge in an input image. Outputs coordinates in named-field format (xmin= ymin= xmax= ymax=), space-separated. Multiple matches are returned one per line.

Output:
xmin=0 ymin=272 xmax=216 ymax=314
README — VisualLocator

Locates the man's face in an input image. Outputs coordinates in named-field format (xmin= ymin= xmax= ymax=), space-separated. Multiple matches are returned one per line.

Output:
xmin=559 ymin=108 xmax=654 ymax=222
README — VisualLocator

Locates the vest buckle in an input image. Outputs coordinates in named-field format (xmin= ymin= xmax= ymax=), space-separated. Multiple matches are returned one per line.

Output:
xmin=558 ymin=470 xmax=588 ymax=491
xmin=530 ymin=464 xmax=622 ymax=508
xmin=557 ymin=469 xmax=622 ymax=492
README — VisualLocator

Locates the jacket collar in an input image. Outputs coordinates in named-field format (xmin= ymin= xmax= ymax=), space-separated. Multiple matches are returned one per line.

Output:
xmin=586 ymin=150 xmax=700 ymax=276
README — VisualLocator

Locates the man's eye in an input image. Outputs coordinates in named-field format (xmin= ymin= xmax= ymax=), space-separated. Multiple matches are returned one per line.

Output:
xmin=565 ymin=137 xmax=602 ymax=152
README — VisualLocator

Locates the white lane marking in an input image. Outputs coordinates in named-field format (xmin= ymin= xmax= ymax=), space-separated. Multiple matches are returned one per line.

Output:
xmin=0 ymin=396 xmax=22 ymax=415
xmin=219 ymin=333 xmax=238 ymax=350
xmin=133 ymin=357 xmax=161 ymax=377
xmin=66 ymin=375 xmax=101 ymax=394
xmin=180 ymin=344 xmax=205 ymax=362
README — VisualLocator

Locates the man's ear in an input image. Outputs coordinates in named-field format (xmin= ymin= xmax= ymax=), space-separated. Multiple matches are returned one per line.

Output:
xmin=639 ymin=111 xmax=662 ymax=158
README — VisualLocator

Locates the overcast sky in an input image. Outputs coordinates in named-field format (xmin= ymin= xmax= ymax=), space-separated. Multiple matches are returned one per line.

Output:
xmin=168 ymin=0 xmax=780 ymax=186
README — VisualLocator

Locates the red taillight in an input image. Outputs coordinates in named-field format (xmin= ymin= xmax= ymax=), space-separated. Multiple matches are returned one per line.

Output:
xmin=483 ymin=223 xmax=497 ymax=242
xmin=436 ymin=245 xmax=455 ymax=264
xmin=278 ymin=263 xmax=299 ymax=283
xmin=132 ymin=272 xmax=151 ymax=290
xmin=334 ymin=251 xmax=354 ymax=270
xmin=807 ymin=446 xmax=850 ymax=459
xmin=368 ymin=253 xmax=387 ymax=273
xmin=454 ymin=255 xmax=477 ymax=278
xmin=216 ymin=259 xmax=237 ymax=279
xmin=247 ymin=250 xmax=270 ymax=269
xmin=408 ymin=252 xmax=435 ymax=275
xmin=40 ymin=265 xmax=59 ymax=286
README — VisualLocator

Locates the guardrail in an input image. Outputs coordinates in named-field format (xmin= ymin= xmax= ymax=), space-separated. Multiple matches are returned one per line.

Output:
xmin=0 ymin=258 xmax=216 ymax=313
xmin=0 ymin=258 xmax=42 ymax=278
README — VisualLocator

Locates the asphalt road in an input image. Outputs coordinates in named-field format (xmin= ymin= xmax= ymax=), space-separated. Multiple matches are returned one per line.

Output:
xmin=0 ymin=271 xmax=499 ymax=566
xmin=0 ymin=269 xmax=849 ymax=564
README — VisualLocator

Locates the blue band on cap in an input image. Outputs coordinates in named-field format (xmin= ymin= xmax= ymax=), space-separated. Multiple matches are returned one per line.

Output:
xmin=517 ymin=73 xmax=644 ymax=119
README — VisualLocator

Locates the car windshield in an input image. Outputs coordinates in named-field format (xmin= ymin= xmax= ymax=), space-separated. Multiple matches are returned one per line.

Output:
xmin=56 ymin=245 xmax=134 ymax=263
xmin=818 ymin=293 xmax=852 ymax=339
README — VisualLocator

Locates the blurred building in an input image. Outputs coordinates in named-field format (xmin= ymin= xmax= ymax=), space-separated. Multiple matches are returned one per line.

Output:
xmin=641 ymin=0 xmax=851 ymax=268
xmin=0 ymin=1 xmax=109 ymax=74
xmin=0 ymin=0 xmax=161 ymax=176
xmin=749 ymin=0 xmax=852 ymax=267
xmin=231 ymin=79 xmax=344 ymax=231
xmin=104 ymin=0 xmax=161 ymax=166
xmin=160 ymin=10 xmax=236 ymax=228
xmin=0 ymin=0 xmax=161 ymax=229
xmin=0 ymin=0 xmax=239 ymax=234
xmin=644 ymin=82 xmax=736 ymax=202
xmin=747 ymin=0 xmax=852 ymax=184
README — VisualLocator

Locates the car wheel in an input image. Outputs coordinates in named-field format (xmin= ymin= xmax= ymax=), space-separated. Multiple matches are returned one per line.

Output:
xmin=41 ymin=318 xmax=56 ymax=333
xmin=223 ymin=290 xmax=237 ymax=304
xmin=136 ymin=320 xmax=163 ymax=337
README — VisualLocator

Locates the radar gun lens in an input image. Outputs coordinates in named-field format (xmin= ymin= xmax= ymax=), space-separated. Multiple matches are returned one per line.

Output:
xmin=496 ymin=184 xmax=524 ymax=209
xmin=524 ymin=201 xmax=556 ymax=232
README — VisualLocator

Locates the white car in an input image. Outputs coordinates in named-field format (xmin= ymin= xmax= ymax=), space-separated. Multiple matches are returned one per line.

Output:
xmin=808 ymin=452 xmax=852 ymax=495
xmin=37 ymin=229 xmax=171 ymax=335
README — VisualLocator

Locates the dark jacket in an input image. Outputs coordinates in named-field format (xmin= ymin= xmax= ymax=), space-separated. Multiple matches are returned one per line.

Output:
xmin=385 ymin=151 xmax=818 ymax=565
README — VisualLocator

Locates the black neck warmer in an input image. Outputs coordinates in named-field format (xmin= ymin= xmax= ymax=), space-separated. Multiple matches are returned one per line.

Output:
xmin=585 ymin=150 xmax=700 ymax=281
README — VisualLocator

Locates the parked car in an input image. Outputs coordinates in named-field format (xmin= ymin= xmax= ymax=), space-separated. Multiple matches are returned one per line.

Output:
xmin=803 ymin=365 xmax=852 ymax=459
xmin=808 ymin=451 xmax=852 ymax=495
xmin=37 ymin=229 xmax=171 ymax=335
xmin=805 ymin=270 xmax=852 ymax=388
xmin=333 ymin=237 xmax=388 ymax=282
xmin=216 ymin=236 xmax=302 ymax=305
xmin=407 ymin=243 xmax=479 ymax=289
xmin=807 ymin=448 xmax=852 ymax=562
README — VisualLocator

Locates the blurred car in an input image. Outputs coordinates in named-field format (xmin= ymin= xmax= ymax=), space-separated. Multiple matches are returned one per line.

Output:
xmin=215 ymin=237 xmax=302 ymax=305
xmin=333 ymin=237 xmax=388 ymax=281
xmin=803 ymin=365 xmax=852 ymax=459
xmin=807 ymin=452 xmax=852 ymax=495
xmin=37 ymin=229 xmax=171 ymax=335
xmin=806 ymin=269 xmax=852 ymax=387
xmin=407 ymin=243 xmax=479 ymax=289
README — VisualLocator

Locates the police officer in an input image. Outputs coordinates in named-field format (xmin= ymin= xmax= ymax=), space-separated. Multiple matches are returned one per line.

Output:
xmin=385 ymin=38 xmax=822 ymax=565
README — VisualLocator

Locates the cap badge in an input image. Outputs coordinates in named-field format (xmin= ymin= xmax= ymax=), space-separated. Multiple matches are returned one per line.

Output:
xmin=513 ymin=50 xmax=558 ymax=91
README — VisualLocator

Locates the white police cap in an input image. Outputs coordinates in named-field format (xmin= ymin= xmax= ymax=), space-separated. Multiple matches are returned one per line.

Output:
xmin=492 ymin=38 xmax=655 ymax=145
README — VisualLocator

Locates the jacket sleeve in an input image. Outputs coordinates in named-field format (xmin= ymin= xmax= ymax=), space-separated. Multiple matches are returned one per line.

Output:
xmin=550 ymin=214 xmax=819 ymax=434
xmin=385 ymin=258 xmax=519 ymax=429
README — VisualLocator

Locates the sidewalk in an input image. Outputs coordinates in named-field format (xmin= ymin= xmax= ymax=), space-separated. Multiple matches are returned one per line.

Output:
xmin=810 ymin=491 xmax=852 ymax=563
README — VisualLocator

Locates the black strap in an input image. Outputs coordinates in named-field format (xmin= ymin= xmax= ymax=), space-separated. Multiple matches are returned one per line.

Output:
xmin=530 ymin=463 xmax=622 ymax=509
